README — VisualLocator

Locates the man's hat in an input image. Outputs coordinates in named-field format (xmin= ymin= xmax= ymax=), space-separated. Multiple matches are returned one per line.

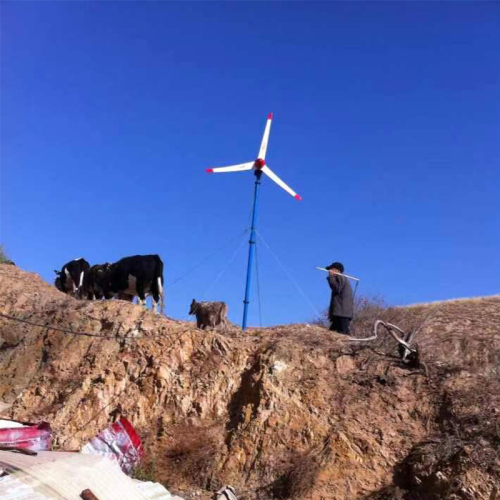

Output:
xmin=326 ymin=262 xmax=344 ymax=273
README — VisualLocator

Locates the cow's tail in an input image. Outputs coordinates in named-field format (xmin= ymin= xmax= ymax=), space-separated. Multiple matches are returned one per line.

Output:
xmin=75 ymin=271 xmax=85 ymax=299
xmin=158 ymin=276 xmax=165 ymax=313
xmin=156 ymin=256 xmax=165 ymax=314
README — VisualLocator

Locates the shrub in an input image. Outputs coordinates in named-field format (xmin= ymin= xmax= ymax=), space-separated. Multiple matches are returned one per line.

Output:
xmin=160 ymin=423 xmax=224 ymax=490
xmin=0 ymin=244 xmax=13 ymax=264
xmin=315 ymin=293 xmax=388 ymax=331
xmin=270 ymin=452 xmax=322 ymax=499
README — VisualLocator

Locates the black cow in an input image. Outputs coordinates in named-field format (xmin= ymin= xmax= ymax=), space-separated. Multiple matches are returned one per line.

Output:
xmin=84 ymin=263 xmax=113 ymax=300
xmin=189 ymin=299 xmax=228 ymax=331
xmin=105 ymin=255 xmax=164 ymax=313
xmin=54 ymin=258 xmax=91 ymax=299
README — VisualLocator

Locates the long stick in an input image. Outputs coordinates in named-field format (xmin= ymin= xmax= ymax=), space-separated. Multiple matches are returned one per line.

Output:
xmin=315 ymin=267 xmax=360 ymax=282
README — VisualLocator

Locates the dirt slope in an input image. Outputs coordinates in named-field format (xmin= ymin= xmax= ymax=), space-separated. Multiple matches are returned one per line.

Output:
xmin=0 ymin=264 xmax=499 ymax=499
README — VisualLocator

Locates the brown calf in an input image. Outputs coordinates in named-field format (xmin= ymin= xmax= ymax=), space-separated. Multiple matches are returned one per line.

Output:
xmin=189 ymin=299 xmax=228 ymax=331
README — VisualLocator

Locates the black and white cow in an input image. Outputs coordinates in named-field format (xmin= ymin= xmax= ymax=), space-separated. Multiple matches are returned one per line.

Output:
xmin=54 ymin=258 xmax=91 ymax=299
xmin=105 ymin=254 xmax=164 ymax=313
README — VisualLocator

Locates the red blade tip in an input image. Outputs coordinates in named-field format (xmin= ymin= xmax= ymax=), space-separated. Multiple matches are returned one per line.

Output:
xmin=268 ymin=113 xmax=273 ymax=120
xmin=294 ymin=194 xmax=302 ymax=201
xmin=206 ymin=168 xmax=214 ymax=174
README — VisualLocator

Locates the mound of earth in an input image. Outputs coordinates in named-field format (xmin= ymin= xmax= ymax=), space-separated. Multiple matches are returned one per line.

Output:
xmin=0 ymin=264 xmax=499 ymax=499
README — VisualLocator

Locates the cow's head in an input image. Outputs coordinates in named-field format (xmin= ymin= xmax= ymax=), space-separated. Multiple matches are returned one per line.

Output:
xmin=96 ymin=263 xmax=111 ymax=276
xmin=89 ymin=264 xmax=113 ymax=294
xmin=54 ymin=276 xmax=63 ymax=291
xmin=189 ymin=299 xmax=198 ymax=315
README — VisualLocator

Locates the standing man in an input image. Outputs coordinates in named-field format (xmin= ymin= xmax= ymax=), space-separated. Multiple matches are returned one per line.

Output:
xmin=326 ymin=262 xmax=354 ymax=334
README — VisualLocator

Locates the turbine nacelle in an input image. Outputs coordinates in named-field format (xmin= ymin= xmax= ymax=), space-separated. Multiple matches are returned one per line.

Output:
xmin=254 ymin=158 xmax=266 ymax=169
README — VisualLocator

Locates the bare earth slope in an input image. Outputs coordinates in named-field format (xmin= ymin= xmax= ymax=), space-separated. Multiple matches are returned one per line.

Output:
xmin=0 ymin=264 xmax=499 ymax=499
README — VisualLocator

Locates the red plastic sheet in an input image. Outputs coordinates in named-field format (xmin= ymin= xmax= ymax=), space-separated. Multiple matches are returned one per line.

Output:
xmin=0 ymin=421 xmax=52 ymax=451
xmin=81 ymin=417 xmax=143 ymax=474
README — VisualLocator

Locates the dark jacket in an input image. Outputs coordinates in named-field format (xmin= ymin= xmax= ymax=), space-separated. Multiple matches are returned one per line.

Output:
xmin=327 ymin=274 xmax=354 ymax=319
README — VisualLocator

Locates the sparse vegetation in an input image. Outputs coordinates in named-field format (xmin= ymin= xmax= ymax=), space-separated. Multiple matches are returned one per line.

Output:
xmin=0 ymin=244 xmax=13 ymax=264
xmin=269 ymin=451 xmax=322 ymax=499
xmin=132 ymin=459 xmax=159 ymax=483
xmin=315 ymin=293 xmax=388 ymax=329
xmin=316 ymin=293 xmax=432 ymax=341
xmin=160 ymin=423 xmax=224 ymax=490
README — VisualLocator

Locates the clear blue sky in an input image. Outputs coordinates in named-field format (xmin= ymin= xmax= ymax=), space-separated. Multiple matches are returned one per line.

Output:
xmin=1 ymin=2 xmax=499 ymax=326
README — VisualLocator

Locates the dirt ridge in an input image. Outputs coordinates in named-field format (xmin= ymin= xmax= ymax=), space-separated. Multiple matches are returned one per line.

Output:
xmin=0 ymin=264 xmax=499 ymax=499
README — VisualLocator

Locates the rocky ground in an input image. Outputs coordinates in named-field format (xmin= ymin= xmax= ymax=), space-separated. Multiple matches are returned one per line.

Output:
xmin=0 ymin=264 xmax=499 ymax=499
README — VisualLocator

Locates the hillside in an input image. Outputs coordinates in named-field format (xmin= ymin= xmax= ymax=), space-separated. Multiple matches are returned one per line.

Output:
xmin=0 ymin=264 xmax=499 ymax=499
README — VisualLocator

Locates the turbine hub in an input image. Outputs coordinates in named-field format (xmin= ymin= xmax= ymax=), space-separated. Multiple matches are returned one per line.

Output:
xmin=255 ymin=158 xmax=266 ymax=169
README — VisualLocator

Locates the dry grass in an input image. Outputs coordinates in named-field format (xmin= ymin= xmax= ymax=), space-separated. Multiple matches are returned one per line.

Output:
xmin=160 ymin=423 xmax=224 ymax=490
xmin=316 ymin=293 xmax=436 ymax=338
xmin=312 ymin=294 xmax=439 ymax=372
xmin=352 ymin=298 xmax=437 ymax=340
xmin=387 ymin=297 xmax=500 ymax=499
xmin=268 ymin=451 xmax=322 ymax=500
xmin=400 ymin=294 xmax=500 ymax=307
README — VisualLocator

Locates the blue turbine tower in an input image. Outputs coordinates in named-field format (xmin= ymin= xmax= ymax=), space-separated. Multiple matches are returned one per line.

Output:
xmin=206 ymin=114 xmax=302 ymax=330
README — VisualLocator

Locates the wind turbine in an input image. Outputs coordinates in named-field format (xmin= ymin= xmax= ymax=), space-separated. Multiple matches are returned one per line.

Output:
xmin=206 ymin=113 xmax=301 ymax=331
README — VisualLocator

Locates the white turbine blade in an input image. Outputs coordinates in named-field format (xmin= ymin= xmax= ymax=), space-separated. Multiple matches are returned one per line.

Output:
xmin=258 ymin=113 xmax=273 ymax=160
xmin=206 ymin=162 xmax=254 ymax=174
xmin=261 ymin=165 xmax=302 ymax=201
